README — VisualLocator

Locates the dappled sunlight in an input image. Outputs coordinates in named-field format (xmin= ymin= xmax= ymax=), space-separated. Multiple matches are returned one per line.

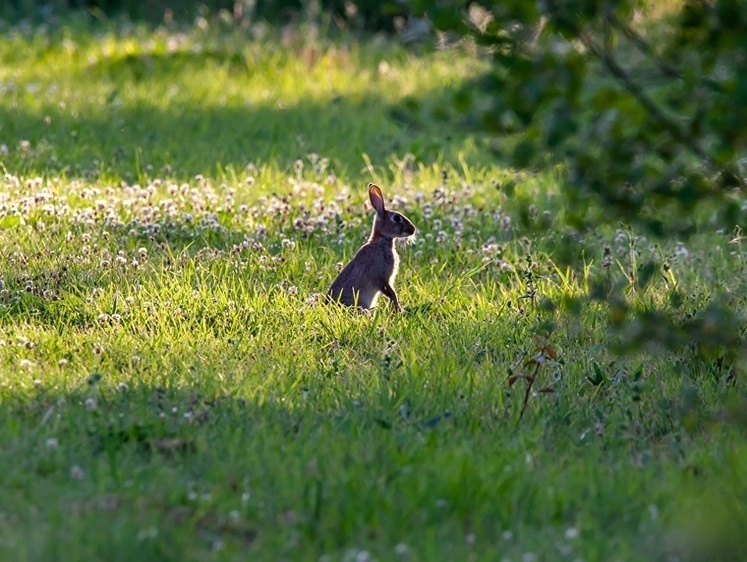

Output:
xmin=1 ymin=6 xmax=746 ymax=561
xmin=0 ymin=23 xmax=490 ymax=179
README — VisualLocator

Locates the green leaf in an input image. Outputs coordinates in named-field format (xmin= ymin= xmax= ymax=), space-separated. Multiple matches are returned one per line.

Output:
xmin=588 ymin=362 xmax=606 ymax=386
xmin=512 ymin=138 xmax=537 ymax=168
xmin=0 ymin=216 xmax=21 ymax=229
xmin=452 ymin=88 xmax=472 ymax=114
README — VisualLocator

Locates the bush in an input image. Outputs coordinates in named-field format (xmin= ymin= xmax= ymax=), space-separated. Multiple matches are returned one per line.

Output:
xmin=412 ymin=0 xmax=747 ymax=236
xmin=2 ymin=0 xmax=410 ymax=30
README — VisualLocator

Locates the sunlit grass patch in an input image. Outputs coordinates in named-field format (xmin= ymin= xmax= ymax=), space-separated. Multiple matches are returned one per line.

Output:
xmin=0 ymin=20 xmax=491 ymax=181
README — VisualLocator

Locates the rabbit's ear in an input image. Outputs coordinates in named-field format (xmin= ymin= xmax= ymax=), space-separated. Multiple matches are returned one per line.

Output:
xmin=368 ymin=184 xmax=386 ymax=216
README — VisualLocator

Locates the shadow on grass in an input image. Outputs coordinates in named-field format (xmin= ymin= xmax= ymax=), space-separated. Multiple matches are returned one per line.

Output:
xmin=2 ymin=47 xmax=492 ymax=181
xmin=0 ymin=376 xmax=469 ymax=557
xmin=2 ymin=376 xmax=746 ymax=561
xmin=0 ymin=382 xmax=358 ymax=556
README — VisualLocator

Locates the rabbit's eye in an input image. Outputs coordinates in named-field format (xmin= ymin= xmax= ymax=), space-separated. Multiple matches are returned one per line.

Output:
xmin=392 ymin=215 xmax=401 ymax=223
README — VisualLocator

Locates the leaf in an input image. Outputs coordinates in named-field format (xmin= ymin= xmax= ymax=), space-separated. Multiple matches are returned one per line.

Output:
xmin=537 ymin=387 xmax=555 ymax=394
xmin=587 ymin=362 xmax=605 ymax=386
xmin=543 ymin=346 xmax=557 ymax=360
xmin=512 ymin=138 xmax=537 ymax=168
xmin=452 ymin=87 xmax=473 ymax=114
xmin=0 ymin=216 xmax=21 ymax=229
xmin=545 ymin=105 xmax=577 ymax=148
xmin=508 ymin=375 xmax=519 ymax=387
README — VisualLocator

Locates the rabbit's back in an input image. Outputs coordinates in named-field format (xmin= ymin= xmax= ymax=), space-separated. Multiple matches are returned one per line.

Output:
xmin=328 ymin=240 xmax=398 ymax=309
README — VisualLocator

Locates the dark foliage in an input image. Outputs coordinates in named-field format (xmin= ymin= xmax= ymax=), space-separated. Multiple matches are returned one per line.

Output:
xmin=410 ymin=0 xmax=747 ymax=236
xmin=2 ymin=0 xmax=409 ymax=30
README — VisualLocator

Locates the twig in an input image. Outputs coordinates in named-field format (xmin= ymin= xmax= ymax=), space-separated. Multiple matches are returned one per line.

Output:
xmin=543 ymin=0 xmax=744 ymax=188
xmin=606 ymin=13 xmax=681 ymax=80
xmin=517 ymin=360 xmax=541 ymax=424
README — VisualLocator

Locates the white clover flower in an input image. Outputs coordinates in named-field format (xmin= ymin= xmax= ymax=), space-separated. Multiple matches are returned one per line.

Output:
xmin=136 ymin=527 xmax=158 ymax=541
xmin=675 ymin=242 xmax=690 ymax=259
xmin=565 ymin=527 xmax=579 ymax=539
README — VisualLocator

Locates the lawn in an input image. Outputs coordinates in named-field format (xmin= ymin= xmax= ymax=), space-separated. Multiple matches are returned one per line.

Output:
xmin=1 ymin=15 xmax=746 ymax=562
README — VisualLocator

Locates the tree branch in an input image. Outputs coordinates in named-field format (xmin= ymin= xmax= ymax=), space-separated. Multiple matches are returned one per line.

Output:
xmin=543 ymin=0 xmax=744 ymax=188
xmin=606 ymin=13 xmax=681 ymax=80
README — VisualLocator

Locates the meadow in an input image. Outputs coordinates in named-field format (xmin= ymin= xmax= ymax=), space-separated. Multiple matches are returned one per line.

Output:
xmin=1 ymin=14 xmax=746 ymax=562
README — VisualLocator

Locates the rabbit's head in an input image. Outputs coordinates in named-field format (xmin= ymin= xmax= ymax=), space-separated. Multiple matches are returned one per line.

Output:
xmin=369 ymin=184 xmax=416 ymax=240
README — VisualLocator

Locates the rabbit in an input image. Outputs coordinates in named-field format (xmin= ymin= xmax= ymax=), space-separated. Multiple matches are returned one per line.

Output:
xmin=328 ymin=183 xmax=416 ymax=311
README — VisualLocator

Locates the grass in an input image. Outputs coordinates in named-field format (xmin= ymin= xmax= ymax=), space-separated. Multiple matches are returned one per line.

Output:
xmin=1 ymin=15 xmax=747 ymax=562
xmin=0 ymin=18 xmax=490 ymax=180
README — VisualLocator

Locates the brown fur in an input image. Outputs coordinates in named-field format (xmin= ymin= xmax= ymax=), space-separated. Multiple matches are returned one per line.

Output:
xmin=328 ymin=184 xmax=416 ymax=311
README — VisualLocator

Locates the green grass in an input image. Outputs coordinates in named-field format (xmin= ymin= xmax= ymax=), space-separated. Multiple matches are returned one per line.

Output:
xmin=1 ymin=17 xmax=746 ymax=562
xmin=0 ymin=19 xmax=490 ymax=180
